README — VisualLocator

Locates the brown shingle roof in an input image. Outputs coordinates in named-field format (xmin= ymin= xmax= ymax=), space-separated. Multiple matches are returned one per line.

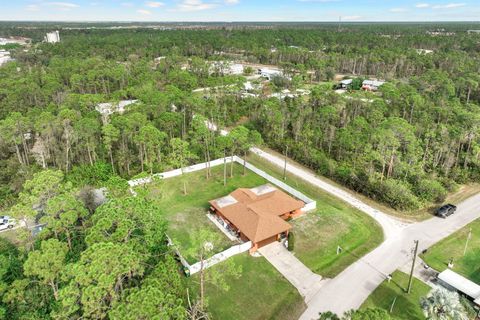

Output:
xmin=209 ymin=185 xmax=304 ymax=243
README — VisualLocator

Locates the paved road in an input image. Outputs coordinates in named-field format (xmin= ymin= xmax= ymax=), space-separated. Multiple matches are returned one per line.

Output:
xmin=247 ymin=146 xmax=480 ymax=318
xmin=250 ymin=147 xmax=408 ymax=238
xmin=206 ymin=120 xmax=480 ymax=317
xmin=300 ymin=194 xmax=480 ymax=318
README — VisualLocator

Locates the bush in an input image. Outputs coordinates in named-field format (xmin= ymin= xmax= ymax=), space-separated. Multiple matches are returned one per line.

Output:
xmin=287 ymin=232 xmax=294 ymax=251
xmin=350 ymin=77 xmax=364 ymax=90
xmin=67 ymin=162 xmax=113 ymax=187
xmin=376 ymin=179 xmax=421 ymax=211
xmin=415 ymin=178 xmax=447 ymax=203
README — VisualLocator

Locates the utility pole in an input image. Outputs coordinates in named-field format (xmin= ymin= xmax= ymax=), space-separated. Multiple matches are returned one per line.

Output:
xmin=463 ymin=227 xmax=472 ymax=256
xmin=407 ymin=240 xmax=419 ymax=294
xmin=283 ymin=145 xmax=288 ymax=180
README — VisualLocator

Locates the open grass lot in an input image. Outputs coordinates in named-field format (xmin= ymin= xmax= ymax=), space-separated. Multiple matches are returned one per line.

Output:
xmin=190 ymin=253 xmax=306 ymax=320
xmin=137 ymin=163 xmax=268 ymax=263
xmin=421 ymin=218 xmax=480 ymax=283
xmin=246 ymin=154 xmax=383 ymax=278
xmin=361 ymin=271 xmax=431 ymax=320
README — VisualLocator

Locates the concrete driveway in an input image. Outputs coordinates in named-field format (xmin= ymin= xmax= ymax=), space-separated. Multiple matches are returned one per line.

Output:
xmin=259 ymin=242 xmax=325 ymax=302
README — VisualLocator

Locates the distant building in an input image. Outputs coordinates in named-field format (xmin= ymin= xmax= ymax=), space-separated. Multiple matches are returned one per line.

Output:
xmin=45 ymin=31 xmax=61 ymax=43
xmin=362 ymin=79 xmax=385 ymax=91
xmin=0 ymin=50 xmax=12 ymax=66
xmin=269 ymin=88 xmax=310 ymax=100
xmin=95 ymin=100 xmax=138 ymax=123
xmin=340 ymin=79 xmax=353 ymax=89
xmin=0 ymin=37 xmax=30 ymax=46
xmin=259 ymin=68 xmax=283 ymax=81
xmin=244 ymin=81 xmax=254 ymax=91
xmin=210 ymin=61 xmax=244 ymax=75
xmin=416 ymin=49 xmax=434 ymax=55
xmin=467 ymin=30 xmax=480 ymax=34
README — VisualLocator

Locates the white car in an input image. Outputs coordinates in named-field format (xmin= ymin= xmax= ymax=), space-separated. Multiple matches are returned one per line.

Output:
xmin=0 ymin=216 xmax=16 ymax=231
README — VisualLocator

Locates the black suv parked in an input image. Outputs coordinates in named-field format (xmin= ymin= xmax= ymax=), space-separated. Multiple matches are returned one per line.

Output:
xmin=435 ymin=204 xmax=457 ymax=218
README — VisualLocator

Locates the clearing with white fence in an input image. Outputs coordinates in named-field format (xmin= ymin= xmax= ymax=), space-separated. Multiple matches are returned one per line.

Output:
xmin=128 ymin=155 xmax=316 ymax=275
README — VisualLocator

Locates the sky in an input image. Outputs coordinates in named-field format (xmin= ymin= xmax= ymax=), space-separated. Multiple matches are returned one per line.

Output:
xmin=0 ymin=0 xmax=479 ymax=22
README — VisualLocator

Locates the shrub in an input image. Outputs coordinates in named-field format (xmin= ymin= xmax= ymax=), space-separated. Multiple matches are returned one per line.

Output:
xmin=376 ymin=179 xmax=421 ymax=211
xmin=287 ymin=232 xmax=294 ymax=251
xmin=415 ymin=178 xmax=447 ymax=203
xmin=67 ymin=162 xmax=113 ymax=187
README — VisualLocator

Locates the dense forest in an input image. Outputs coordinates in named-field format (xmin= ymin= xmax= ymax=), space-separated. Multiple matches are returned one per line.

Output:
xmin=0 ymin=22 xmax=480 ymax=319
xmin=1 ymin=23 xmax=480 ymax=210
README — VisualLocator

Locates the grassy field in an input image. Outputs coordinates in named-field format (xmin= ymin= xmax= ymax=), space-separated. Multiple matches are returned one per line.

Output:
xmin=137 ymin=163 xmax=268 ymax=263
xmin=421 ymin=218 xmax=480 ymax=283
xmin=189 ymin=253 xmax=306 ymax=320
xmin=246 ymin=154 xmax=383 ymax=278
xmin=361 ymin=271 xmax=431 ymax=320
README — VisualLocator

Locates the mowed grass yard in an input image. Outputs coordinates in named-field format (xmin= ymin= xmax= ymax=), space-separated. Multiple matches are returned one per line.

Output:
xmin=246 ymin=154 xmax=384 ymax=278
xmin=137 ymin=163 xmax=268 ymax=263
xmin=190 ymin=253 xmax=306 ymax=320
xmin=137 ymin=156 xmax=383 ymax=319
xmin=137 ymin=162 xmax=307 ymax=320
xmin=421 ymin=218 xmax=480 ymax=283
xmin=361 ymin=271 xmax=431 ymax=320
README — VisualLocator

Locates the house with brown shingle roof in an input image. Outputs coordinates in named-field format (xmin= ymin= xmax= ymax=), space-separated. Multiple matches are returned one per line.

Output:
xmin=209 ymin=184 xmax=304 ymax=252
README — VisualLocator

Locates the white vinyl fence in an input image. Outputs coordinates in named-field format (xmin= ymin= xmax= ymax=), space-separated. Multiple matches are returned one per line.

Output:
xmin=128 ymin=155 xmax=316 ymax=275
xmin=128 ymin=155 xmax=316 ymax=212
xmin=188 ymin=241 xmax=252 ymax=275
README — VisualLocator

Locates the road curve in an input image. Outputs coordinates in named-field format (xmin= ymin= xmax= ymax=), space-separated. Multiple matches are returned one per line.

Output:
xmin=250 ymin=147 xmax=408 ymax=238
xmin=206 ymin=120 xmax=480 ymax=317
xmin=247 ymin=146 xmax=480 ymax=318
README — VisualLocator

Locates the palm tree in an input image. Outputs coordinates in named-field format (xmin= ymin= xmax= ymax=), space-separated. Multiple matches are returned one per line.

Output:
xmin=421 ymin=288 xmax=468 ymax=320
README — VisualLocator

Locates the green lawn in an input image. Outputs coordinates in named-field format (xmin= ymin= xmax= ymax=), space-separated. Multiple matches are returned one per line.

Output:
xmin=421 ymin=218 xmax=480 ymax=283
xmin=246 ymin=154 xmax=384 ymax=278
xmin=361 ymin=271 xmax=431 ymax=320
xmin=189 ymin=253 xmax=306 ymax=320
xmin=137 ymin=155 xmax=383 ymax=318
xmin=136 ymin=163 xmax=268 ymax=263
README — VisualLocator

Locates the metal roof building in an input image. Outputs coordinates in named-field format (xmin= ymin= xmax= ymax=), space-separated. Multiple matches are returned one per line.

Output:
xmin=438 ymin=269 xmax=480 ymax=305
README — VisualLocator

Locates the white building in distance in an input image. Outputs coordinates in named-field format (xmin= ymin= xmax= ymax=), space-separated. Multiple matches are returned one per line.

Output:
xmin=362 ymin=79 xmax=385 ymax=91
xmin=210 ymin=61 xmax=244 ymax=75
xmin=45 ymin=31 xmax=61 ymax=44
xmin=259 ymin=68 xmax=283 ymax=81
xmin=95 ymin=100 xmax=138 ymax=123
xmin=0 ymin=50 xmax=13 ymax=66
xmin=0 ymin=37 xmax=29 ymax=46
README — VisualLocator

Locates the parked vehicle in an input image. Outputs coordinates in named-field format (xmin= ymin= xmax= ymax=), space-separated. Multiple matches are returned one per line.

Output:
xmin=0 ymin=216 xmax=16 ymax=231
xmin=435 ymin=204 xmax=457 ymax=218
